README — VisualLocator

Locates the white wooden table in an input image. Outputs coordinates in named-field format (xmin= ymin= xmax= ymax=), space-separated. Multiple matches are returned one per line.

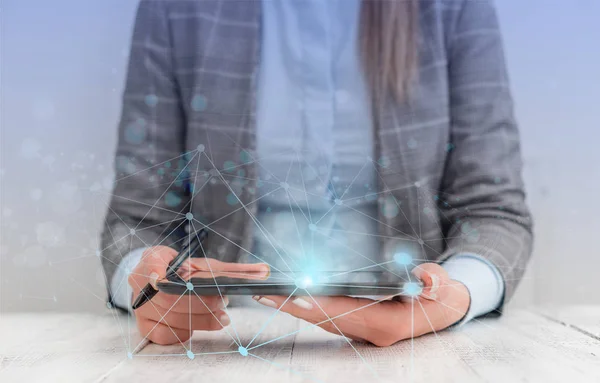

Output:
xmin=1 ymin=305 xmax=599 ymax=383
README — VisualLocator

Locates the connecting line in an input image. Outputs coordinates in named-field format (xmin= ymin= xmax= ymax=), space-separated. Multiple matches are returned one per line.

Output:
xmin=200 ymin=152 xmax=297 ymax=276
xmin=304 ymin=290 xmax=380 ymax=380
xmin=285 ymin=188 xmax=308 ymax=261
xmin=248 ymin=292 xmax=402 ymax=351
xmin=249 ymin=353 xmax=326 ymax=383
xmin=132 ymin=151 xmax=199 ymax=232
xmin=191 ymin=289 xmax=241 ymax=348
xmin=191 ymin=218 xmax=293 ymax=279
xmin=131 ymin=289 xmax=189 ymax=354
xmin=113 ymin=150 xmax=196 ymax=183
xmin=411 ymin=292 xmax=415 ymax=383
xmin=246 ymin=287 xmax=299 ymax=349
xmin=192 ymin=222 xmax=242 ymax=346
xmin=323 ymin=259 xmax=397 ymax=280
xmin=312 ymin=228 xmax=408 ymax=280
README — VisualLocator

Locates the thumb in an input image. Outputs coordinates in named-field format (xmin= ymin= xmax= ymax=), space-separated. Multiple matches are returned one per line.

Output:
xmin=139 ymin=246 xmax=179 ymax=288
xmin=411 ymin=263 xmax=449 ymax=301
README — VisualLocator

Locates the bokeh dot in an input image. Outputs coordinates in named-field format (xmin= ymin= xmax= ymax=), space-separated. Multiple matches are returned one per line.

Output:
xmin=124 ymin=119 xmax=147 ymax=145
xmin=226 ymin=193 xmax=238 ymax=205
xmin=191 ymin=94 xmax=207 ymax=112
xmin=165 ymin=191 xmax=182 ymax=207
xmin=223 ymin=161 xmax=236 ymax=173
xmin=240 ymin=150 xmax=251 ymax=164
xmin=145 ymin=94 xmax=158 ymax=107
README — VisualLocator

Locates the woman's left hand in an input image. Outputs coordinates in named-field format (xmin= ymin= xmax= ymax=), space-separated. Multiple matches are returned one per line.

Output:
xmin=252 ymin=263 xmax=470 ymax=347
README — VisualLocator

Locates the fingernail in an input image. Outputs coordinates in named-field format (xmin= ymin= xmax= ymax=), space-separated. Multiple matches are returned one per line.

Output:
xmin=218 ymin=297 xmax=229 ymax=310
xmin=292 ymin=297 xmax=313 ymax=310
xmin=256 ymin=297 xmax=278 ymax=309
xmin=149 ymin=272 xmax=159 ymax=289
xmin=262 ymin=265 xmax=271 ymax=279
xmin=430 ymin=274 xmax=440 ymax=294
xmin=219 ymin=314 xmax=231 ymax=326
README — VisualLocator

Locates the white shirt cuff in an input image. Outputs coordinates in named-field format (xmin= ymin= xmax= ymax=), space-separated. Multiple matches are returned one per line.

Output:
xmin=442 ymin=253 xmax=505 ymax=326
xmin=110 ymin=247 xmax=147 ymax=312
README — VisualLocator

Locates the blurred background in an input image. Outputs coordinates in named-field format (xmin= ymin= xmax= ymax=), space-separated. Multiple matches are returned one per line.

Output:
xmin=1 ymin=0 xmax=599 ymax=313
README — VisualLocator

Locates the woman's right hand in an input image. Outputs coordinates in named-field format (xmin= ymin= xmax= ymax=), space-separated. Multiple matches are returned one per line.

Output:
xmin=128 ymin=245 xmax=270 ymax=345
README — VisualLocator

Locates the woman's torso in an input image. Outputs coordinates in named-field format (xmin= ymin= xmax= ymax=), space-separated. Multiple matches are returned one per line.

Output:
xmin=165 ymin=0 xmax=451 ymax=265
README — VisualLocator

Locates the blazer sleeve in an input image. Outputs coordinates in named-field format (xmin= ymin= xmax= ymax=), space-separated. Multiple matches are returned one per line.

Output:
xmin=100 ymin=0 xmax=189 ymax=302
xmin=438 ymin=0 xmax=534 ymax=305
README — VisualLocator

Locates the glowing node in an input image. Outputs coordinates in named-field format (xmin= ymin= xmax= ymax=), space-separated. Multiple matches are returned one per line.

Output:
xmin=187 ymin=350 xmax=195 ymax=360
xmin=96 ymin=250 xmax=101 ymax=257
xmin=280 ymin=182 xmax=289 ymax=189
xmin=186 ymin=212 xmax=194 ymax=221
xmin=334 ymin=199 xmax=342 ymax=205
xmin=403 ymin=282 xmax=423 ymax=297
xmin=186 ymin=282 xmax=194 ymax=291
xmin=308 ymin=223 xmax=317 ymax=231
xmin=129 ymin=229 xmax=136 ymax=235
xmin=106 ymin=302 xmax=113 ymax=309
xmin=393 ymin=252 xmax=412 ymax=266
xmin=144 ymin=94 xmax=158 ymax=107
xmin=417 ymin=239 xmax=424 ymax=245
xmin=197 ymin=144 xmax=205 ymax=152
xmin=127 ymin=352 xmax=133 ymax=359
xmin=295 ymin=276 xmax=313 ymax=289
xmin=238 ymin=346 xmax=248 ymax=357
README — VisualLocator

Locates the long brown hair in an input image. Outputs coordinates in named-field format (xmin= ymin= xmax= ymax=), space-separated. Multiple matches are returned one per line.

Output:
xmin=360 ymin=0 xmax=419 ymax=112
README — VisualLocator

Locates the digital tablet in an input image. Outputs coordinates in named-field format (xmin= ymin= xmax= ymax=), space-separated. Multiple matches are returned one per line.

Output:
xmin=156 ymin=268 xmax=423 ymax=297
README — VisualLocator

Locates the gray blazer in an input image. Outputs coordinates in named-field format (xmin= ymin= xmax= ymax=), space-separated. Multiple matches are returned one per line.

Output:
xmin=101 ymin=0 xmax=533 ymax=308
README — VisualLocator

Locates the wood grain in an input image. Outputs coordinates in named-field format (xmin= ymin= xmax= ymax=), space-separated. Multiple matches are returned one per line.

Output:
xmin=1 ymin=306 xmax=598 ymax=383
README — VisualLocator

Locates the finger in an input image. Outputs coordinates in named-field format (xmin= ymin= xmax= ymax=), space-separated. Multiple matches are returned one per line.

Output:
xmin=137 ymin=317 xmax=192 ymax=346
xmin=130 ymin=246 xmax=179 ymax=289
xmin=411 ymin=263 xmax=449 ymax=301
xmin=253 ymin=294 xmax=388 ymax=341
xmin=142 ymin=308 xmax=230 ymax=331
xmin=403 ymin=282 xmax=471 ymax=339
xmin=189 ymin=258 xmax=271 ymax=278
xmin=152 ymin=292 xmax=228 ymax=314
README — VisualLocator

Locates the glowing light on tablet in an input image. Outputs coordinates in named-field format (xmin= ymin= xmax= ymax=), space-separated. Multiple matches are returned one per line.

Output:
xmin=403 ymin=282 xmax=423 ymax=297
xmin=238 ymin=346 xmax=248 ymax=356
xmin=295 ymin=276 xmax=313 ymax=289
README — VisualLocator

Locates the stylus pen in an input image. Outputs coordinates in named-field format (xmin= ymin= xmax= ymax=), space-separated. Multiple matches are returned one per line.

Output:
xmin=132 ymin=229 xmax=208 ymax=310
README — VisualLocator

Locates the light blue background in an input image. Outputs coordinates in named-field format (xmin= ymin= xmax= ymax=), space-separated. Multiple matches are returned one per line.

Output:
xmin=1 ymin=0 xmax=599 ymax=312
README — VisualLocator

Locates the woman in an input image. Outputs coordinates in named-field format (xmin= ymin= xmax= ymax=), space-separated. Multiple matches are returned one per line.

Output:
xmin=102 ymin=0 xmax=532 ymax=347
